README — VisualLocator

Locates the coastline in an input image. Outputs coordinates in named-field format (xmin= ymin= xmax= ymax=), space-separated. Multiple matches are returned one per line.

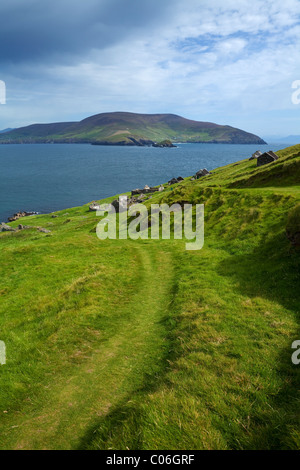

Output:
xmin=0 ymin=142 xmax=287 ymax=224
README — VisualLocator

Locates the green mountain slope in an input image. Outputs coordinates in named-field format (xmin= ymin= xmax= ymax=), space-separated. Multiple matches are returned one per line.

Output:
xmin=0 ymin=112 xmax=266 ymax=145
xmin=0 ymin=144 xmax=299 ymax=450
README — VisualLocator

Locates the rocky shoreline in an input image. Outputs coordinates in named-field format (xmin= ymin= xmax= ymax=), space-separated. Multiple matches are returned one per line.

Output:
xmin=7 ymin=210 xmax=39 ymax=223
xmin=4 ymin=168 xmax=212 ymax=224
xmin=92 ymin=138 xmax=176 ymax=148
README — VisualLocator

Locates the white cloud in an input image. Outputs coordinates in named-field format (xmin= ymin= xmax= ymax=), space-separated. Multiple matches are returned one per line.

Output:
xmin=1 ymin=0 xmax=300 ymax=135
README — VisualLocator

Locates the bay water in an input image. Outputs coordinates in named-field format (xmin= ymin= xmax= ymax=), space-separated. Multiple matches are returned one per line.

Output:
xmin=0 ymin=142 xmax=288 ymax=222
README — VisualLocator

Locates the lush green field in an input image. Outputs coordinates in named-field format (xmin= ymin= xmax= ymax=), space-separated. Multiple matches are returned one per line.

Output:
xmin=0 ymin=144 xmax=299 ymax=449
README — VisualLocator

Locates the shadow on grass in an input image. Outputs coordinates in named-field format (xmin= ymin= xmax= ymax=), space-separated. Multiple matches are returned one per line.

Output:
xmin=77 ymin=234 xmax=300 ymax=450
xmin=217 ymin=232 xmax=300 ymax=449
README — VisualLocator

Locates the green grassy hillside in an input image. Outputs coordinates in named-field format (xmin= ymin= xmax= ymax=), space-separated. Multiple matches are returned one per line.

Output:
xmin=0 ymin=144 xmax=299 ymax=450
xmin=0 ymin=112 xmax=266 ymax=145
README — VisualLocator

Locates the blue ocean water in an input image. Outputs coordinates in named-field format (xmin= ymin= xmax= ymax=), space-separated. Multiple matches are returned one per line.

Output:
xmin=0 ymin=142 xmax=288 ymax=222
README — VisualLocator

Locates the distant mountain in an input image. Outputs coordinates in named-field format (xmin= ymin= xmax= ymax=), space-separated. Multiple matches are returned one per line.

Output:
xmin=0 ymin=112 xmax=266 ymax=145
xmin=0 ymin=128 xmax=15 ymax=134
xmin=275 ymin=135 xmax=300 ymax=144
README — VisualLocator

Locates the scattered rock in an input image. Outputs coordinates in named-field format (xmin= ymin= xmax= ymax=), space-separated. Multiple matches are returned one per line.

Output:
xmin=0 ymin=223 xmax=16 ymax=232
xmin=152 ymin=140 xmax=176 ymax=148
xmin=168 ymin=178 xmax=179 ymax=185
xmin=195 ymin=168 xmax=210 ymax=179
xmin=38 ymin=227 xmax=51 ymax=233
xmin=146 ymin=187 xmax=159 ymax=194
xmin=89 ymin=203 xmax=101 ymax=211
xmin=127 ymin=197 xmax=136 ymax=205
xmin=128 ymin=196 xmax=143 ymax=205
xmin=8 ymin=211 xmax=38 ymax=222
xmin=111 ymin=199 xmax=120 ymax=212
xmin=131 ymin=188 xmax=143 ymax=196
xmin=51 ymin=215 xmax=58 ymax=218
xmin=131 ymin=186 xmax=159 ymax=196
xmin=111 ymin=196 xmax=128 ymax=213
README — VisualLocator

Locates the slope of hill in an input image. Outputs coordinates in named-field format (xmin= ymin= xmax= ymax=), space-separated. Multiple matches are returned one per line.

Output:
xmin=0 ymin=112 xmax=266 ymax=145
xmin=278 ymin=136 xmax=300 ymax=144
xmin=0 ymin=144 xmax=299 ymax=450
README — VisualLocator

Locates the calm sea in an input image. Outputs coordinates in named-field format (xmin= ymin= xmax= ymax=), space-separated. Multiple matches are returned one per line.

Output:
xmin=0 ymin=142 xmax=289 ymax=222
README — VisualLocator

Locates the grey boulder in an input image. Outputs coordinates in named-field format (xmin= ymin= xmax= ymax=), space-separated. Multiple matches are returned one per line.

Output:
xmin=0 ymin=223 xmax=16 ymax=232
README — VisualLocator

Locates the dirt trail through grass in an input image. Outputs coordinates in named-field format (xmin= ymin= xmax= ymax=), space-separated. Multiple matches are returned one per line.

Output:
xmin=2 ymin=242 xmax=175 ymax=450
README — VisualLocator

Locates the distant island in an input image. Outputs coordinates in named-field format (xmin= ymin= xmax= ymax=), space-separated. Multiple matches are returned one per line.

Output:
xmin=0 ymin=112 xmax=266 ymax=145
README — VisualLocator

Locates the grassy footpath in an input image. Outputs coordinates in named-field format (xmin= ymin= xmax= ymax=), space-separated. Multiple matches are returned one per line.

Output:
xmin=0 ymin=238 xmax=176 ymax=449
xmin=0 ymin=144 xmax=299 ymax=449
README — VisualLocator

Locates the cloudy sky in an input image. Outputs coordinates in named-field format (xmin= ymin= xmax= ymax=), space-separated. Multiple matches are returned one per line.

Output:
xmin=0 ymin=0 xmax=300 ymax=137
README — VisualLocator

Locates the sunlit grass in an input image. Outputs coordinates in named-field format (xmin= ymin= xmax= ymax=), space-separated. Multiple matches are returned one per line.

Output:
xmin=0 ymin=145 xmax=299 ymax=449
